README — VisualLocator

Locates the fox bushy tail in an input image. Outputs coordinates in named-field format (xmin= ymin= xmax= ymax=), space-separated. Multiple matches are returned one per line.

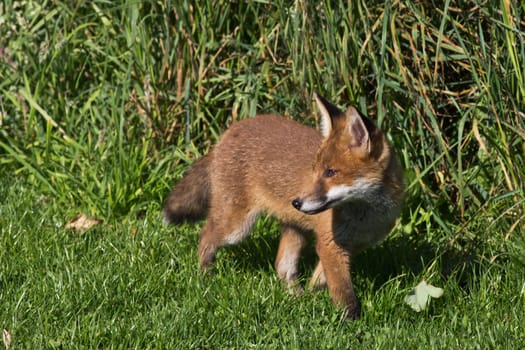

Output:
xmin=163 ymin=153 xmax=212 ymax=224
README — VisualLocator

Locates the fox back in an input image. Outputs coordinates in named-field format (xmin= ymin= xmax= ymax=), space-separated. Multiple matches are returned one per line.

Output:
xmin=163 ymin=93 xmax=404 ymax=320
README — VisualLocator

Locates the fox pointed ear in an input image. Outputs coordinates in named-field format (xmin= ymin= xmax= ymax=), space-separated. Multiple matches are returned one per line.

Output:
xmin=346 ymin=107 xmax=370 ymax=152
xmin=314 ymin=92 xmax=345 ymax=137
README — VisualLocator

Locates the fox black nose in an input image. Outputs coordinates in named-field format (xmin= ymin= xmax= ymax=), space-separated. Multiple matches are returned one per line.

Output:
xmin=292 ymin=198 xmax=302 ymax=210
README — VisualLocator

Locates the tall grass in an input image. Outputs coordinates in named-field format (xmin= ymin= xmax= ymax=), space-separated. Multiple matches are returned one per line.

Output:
xmin=1 ymin=0 xmax=523 ymax=240
xmin=0 ymin=0 xmax=522 ymax=260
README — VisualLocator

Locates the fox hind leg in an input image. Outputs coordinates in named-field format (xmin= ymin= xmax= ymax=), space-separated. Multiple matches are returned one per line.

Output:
xmin=197 ymin=222 xmax=219 ymax=270
xmin=198 ymin=207 xmax=259 ymax=270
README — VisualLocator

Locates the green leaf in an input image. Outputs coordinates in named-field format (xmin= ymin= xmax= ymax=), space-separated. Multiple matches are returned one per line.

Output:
xmin=404 ymin=280 xmax=444 ymax=312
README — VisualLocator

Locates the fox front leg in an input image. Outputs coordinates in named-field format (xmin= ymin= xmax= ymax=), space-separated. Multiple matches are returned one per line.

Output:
xmin=275 ymin=225 xmax=308 ymax=295
xmin=316 ymin=240 xmax=360 ymax=320
xmin=308 ymin=261 xmax=327 ymax=291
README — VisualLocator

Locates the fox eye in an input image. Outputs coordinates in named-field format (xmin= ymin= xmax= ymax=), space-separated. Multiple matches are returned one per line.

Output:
xmin=323 ymin=168 xmax=338 ymax=178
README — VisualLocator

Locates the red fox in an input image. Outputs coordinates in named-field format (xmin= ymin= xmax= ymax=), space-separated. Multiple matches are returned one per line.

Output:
xmin=163 ymin=93 xmax=404 ymax=319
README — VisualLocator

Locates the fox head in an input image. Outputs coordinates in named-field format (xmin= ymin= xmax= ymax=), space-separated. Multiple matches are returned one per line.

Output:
xmin=292 ymin=93 xmax=396 ymax=215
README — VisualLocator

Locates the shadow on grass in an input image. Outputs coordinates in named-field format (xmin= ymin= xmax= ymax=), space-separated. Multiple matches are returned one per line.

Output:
xmin=220 ymin=217 xmax=483 ymax=291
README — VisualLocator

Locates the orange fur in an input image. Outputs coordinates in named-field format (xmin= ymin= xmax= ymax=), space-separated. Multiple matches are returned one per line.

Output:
xmin=163 ymin=93 xmax=404 ymax=319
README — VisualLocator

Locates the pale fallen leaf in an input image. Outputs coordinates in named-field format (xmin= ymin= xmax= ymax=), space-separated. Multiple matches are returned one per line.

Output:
xmin=65 ymin=213 xmax=102 ymax=232
xmin=405 ymin=280 xmax=444 ymax=312
xmin=3 ymin=329 xmax=11 ymax=349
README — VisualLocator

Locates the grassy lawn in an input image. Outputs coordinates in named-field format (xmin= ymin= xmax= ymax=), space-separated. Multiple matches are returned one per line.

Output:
xmin=1 ymin=0 xmax=524 ymax=348
xmin=1 ymin=174 xmax=523 ymax=348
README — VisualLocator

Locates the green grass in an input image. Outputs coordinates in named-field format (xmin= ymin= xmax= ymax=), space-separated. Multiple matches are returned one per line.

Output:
xmin=1 ymin=0 xmax=524 ymax=348
xmin=1 ymin=171 xmax=524 ymax=348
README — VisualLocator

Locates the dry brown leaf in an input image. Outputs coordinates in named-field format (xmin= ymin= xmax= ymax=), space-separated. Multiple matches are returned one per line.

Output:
xmin=65 ymin=213 xmax=102 ymax=232
xmin=3 ymin=329 xmax=11 ymax=349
